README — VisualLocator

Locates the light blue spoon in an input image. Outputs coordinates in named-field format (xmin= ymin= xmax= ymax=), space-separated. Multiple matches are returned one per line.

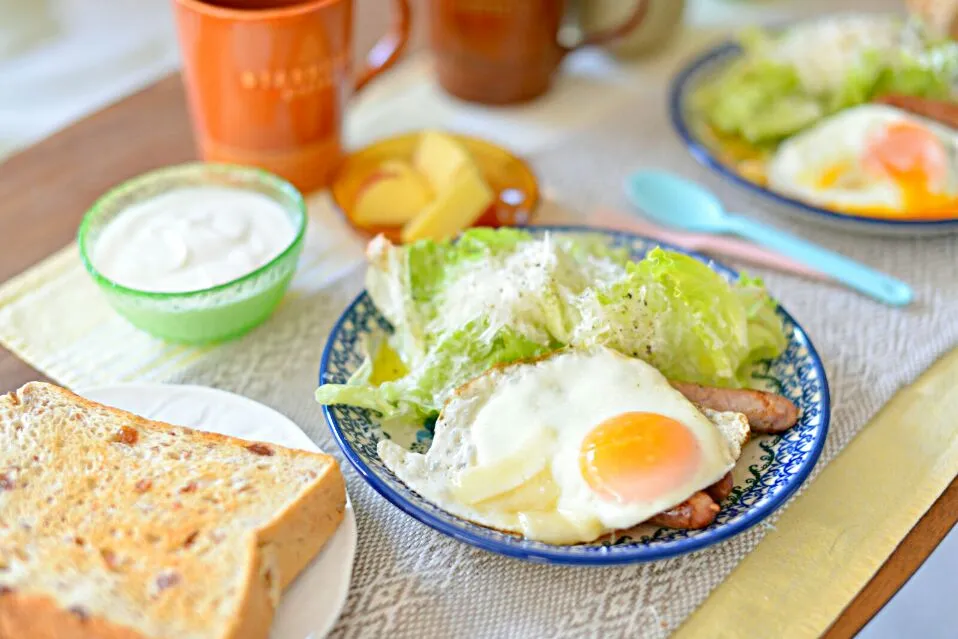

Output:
xmin=624 ymin=170 xmax=913 ymax=307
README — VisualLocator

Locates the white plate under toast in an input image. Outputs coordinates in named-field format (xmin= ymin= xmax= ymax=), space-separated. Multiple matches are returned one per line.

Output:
xmin=81 ymin=383 xmax=357 ymax=639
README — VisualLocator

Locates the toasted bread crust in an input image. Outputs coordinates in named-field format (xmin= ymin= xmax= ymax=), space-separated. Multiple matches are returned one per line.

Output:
xmin=0 ymin=566 xmax=274 ymax=639
xmin=0 ymin=591 xmax=145 ymax=639
xmin=9 ymin=382 xmax=327 ymax=466
xmin=0 ymin=382 xmax=345 ymax=639
xmin=258 ymin=462 xmax=347 ymax=591
xmin=220 ymin=539 xmax=275 ymax=639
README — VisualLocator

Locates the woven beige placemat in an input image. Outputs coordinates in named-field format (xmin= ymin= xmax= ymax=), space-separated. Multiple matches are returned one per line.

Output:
xmin=2 ymin=182 xmax=956 ymax=639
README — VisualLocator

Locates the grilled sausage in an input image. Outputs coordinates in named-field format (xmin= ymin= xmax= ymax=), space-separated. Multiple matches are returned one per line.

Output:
xmin=706 ymin=471 xmax=734 ymax=503
xmin=647 ymin=491 xmax=719 ymax=529
xmin=670 ymin=381 xmax=800 ymax=434
xmin=875 ymin=94 xmax=958 ymax=130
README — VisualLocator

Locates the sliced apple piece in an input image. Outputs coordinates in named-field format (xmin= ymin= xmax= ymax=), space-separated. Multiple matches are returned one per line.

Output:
xmin=352 ymin=159 xmax=433 ymax=226
xmin=400 ymin=163 xmax=495 ymax=243
xmin=413 ymin=131 xmax=474 ymax=192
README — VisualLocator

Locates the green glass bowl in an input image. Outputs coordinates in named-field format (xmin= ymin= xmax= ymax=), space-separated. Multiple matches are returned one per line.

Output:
xmin=78 ymin=163 xmax=307 ymax=344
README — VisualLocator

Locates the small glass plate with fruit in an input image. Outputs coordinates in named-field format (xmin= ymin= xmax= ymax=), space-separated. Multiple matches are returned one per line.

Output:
xmin=331 ymin=131 xmax=540 ymax=243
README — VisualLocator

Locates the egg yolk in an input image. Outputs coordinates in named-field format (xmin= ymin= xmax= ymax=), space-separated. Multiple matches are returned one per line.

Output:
xmin=856 ymin=121 xmax=958 ymax=217
xmin=579 ymin=412 xmax=701 ymax=504
xmin=863 ymin=121 xmax=947 ymax=185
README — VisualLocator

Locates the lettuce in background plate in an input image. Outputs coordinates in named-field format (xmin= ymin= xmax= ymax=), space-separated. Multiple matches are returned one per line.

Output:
xmin=693 ymin=13 xmax=958 ymax=144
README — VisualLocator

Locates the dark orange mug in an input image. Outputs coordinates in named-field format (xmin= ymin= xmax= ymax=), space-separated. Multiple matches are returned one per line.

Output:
xmin=429 ymin=0 xmax=648 ymax=105
xmin=173 ymin=0 xmax=411 ymax=193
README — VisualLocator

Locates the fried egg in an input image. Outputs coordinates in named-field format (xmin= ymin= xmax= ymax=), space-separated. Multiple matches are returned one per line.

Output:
xmin=768 ymin=104 xmax=958 ymax=217
xmin=378 ymin=347 xmax=749 ymax=544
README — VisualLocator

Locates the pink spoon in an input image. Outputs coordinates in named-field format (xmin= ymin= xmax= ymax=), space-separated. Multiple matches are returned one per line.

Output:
xmin=586 ymin=207 xmax=830 ymax=282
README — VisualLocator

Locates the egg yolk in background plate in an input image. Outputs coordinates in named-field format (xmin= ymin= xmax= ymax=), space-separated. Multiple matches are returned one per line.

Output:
xmin=580 ymin=412 xmax=701 ymax=504
xmin=793 ymin=118 xmax=957 ymax=218
xmin=854 ymin=120 xmax=957 ymax=216
xmin=705 ymin=106 xmax=958 ymax=219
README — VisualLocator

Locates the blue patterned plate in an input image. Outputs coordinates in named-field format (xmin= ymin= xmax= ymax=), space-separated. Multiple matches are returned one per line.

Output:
xmin=671 ymin=41 xmax=958 ymax=237
xmin=320 ymin=226 xmax=830 ymax=564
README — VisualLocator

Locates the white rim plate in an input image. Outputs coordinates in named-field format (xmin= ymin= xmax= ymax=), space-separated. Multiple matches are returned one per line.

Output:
xmin=80 ymin=383 xmax=356 ymax=639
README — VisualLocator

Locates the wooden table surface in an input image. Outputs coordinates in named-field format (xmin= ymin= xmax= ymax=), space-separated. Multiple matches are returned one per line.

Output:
xmin=0 ymin=74 xmax=954 ymax=638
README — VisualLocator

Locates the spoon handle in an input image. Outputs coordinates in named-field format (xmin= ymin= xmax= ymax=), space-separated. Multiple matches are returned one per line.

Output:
xmin=726 ymin=216 xmax=913 ymax=307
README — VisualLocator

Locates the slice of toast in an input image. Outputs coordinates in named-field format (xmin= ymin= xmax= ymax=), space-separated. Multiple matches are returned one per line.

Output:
xmin=0 ymin=382 xmax=345 ymax=639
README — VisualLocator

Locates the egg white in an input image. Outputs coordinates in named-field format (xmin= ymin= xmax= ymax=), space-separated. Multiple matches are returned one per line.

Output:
xmin=767 ymin=104 xmax=957 ymax=212
xmin=378 ymin=347 xmax=749 ymax=544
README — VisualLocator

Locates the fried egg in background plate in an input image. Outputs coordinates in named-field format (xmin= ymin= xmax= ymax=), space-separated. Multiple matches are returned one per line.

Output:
xmin=377 ymin=348 xmax=749 ymax=545
xmin=767 ymin=104 xmax=958 ymax=217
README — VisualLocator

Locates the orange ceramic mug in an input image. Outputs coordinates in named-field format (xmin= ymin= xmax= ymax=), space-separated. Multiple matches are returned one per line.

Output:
xmin=429 ymin=0 xmax=648 ymax=104
xmin=173 ymin=0 xmax=411 ymax=193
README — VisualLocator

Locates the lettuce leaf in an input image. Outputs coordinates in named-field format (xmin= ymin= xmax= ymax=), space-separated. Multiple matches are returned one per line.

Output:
xmin=874 ymin=41 xmax=958 ymax=99
xmin=363 ymin=227 xmax=534 ymax=366
xmin=317 ymin=232 xmax=787 ymax=421
xmin=694 ymin=18 xmax=958 ymax=144
xmin=315 ymin=322 xmax=554 ymax=422
xmin=572 ymin=248 xmax=783 ymax=387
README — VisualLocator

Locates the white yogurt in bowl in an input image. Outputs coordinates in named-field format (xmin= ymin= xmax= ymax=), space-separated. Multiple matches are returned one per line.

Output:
xmin=93 ymin=186 xmax=296 ymax=294
xmin=79 ymin=163 xmax=307 ymax=343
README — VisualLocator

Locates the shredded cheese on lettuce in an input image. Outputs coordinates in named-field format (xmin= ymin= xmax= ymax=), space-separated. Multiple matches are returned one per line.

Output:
xmin=316 ymin=229 xmax=787 ymax=423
